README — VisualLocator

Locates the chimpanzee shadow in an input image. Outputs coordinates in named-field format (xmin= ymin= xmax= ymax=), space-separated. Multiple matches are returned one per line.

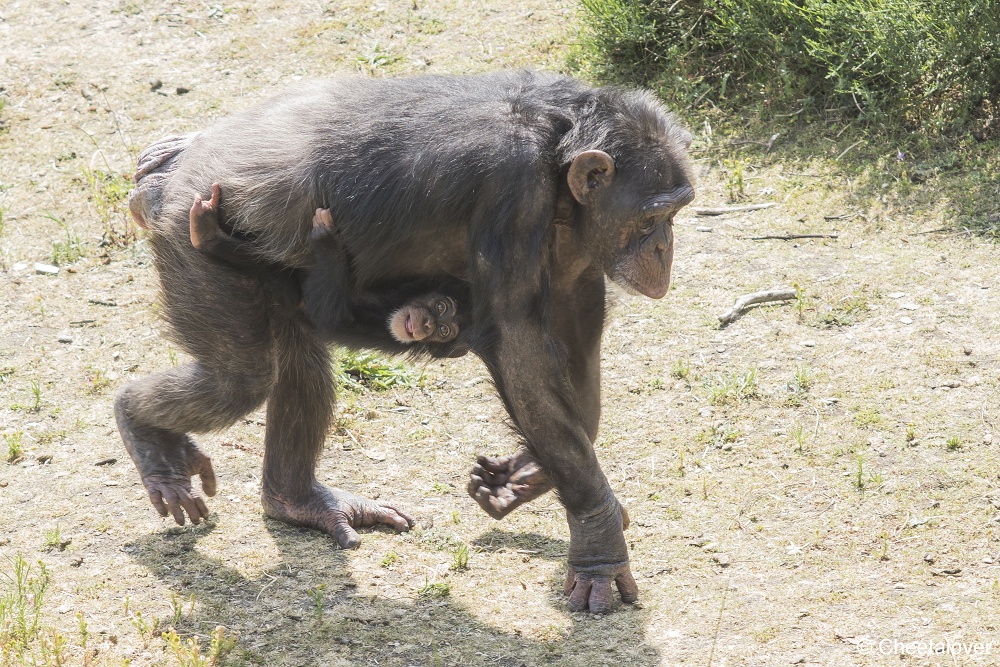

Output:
xmin=127 ymin=519 xmax=662 ymax=666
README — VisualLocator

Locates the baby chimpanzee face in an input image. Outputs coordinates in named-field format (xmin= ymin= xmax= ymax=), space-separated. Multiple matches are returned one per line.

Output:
xmin=388 ymin=293 xmax=460 ymax=344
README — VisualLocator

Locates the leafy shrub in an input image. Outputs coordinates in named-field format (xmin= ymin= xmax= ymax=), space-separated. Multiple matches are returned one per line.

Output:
xmin=578 ymin=0 xmax=1000 ymax=134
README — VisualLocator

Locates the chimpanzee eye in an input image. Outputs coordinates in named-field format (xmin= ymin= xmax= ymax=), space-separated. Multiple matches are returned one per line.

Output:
xmin=438 ymin=325 xmax=451 ymax=338
xmin=436 ymin=300 xmax=447 ymax=314
xmin=638 ymin=219 xmax=657 ymax=235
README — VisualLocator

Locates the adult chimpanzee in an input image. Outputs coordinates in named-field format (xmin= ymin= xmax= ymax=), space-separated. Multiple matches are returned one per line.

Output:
xmin=120 ymin=71 xmax=694 ymax=614
xmin=189 ymin=185 xmax=464 ymax=346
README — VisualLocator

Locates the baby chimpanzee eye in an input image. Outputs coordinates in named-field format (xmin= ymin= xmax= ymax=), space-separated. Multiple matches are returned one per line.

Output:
xmin=436 ymin=300 xmax=447 ymax=314
xmin=438 ymin=325 xmax=451 ymax=338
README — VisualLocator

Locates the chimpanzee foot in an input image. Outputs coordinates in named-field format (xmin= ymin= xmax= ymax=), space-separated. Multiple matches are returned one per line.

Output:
xmin=261 ymin=484 xmax=414 ymax=549
xmin=467 ymin=449 xmax=553 ymax=519
xmin=564 ymin=563 xmax=639 ymax=614
xmin=115 ymin=399 xmax=217 ymax=526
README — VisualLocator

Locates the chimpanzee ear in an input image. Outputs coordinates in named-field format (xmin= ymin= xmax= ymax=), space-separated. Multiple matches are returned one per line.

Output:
xmin=567 ymin=150 xmax=615 ymax=205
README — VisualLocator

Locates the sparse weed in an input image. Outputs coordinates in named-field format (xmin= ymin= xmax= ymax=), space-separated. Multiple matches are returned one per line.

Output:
xmin=307 ymin=584 xmax=325 ymax=619
xmin=337 ymin=350 xmax=413 ymax=391
xmin=671 ymin=358 xmax=690 ymax=380
xmin=905 ymin=423 xmax=917 ymax=445
xmin=45 ymin=213 xmax=84 ymax=266
xmin=357 ymin=42 xmax=401 ymax=74
xmin=451 ymin=543 xmax=469 ymax=571
xmin=790 ymin=421 xmax=807 ymax=453
xmin=82 ymin=168 xmax=136 ymax=247
xmin=854 ymin=453 xmax=866 ymax=491
xmin=381 ymin=552 xmax=400 ymax=568
xmin=126 ymin=597 xmax=160 ymax=649
xmin=417 ymin=579 xmax=450 ymax=599
xmin=723 ymin=157 xmax=748 ymax=202
xmin=451 ymin=510 xmax=460 ymax=524
xmin=853 ymin=408 xmax=882 ymax=429
xmin=707 ymin=368 xmax=759 ymax=405
xmin=163 ymin=625 xmax=238 ymax=667
xmin=29 ymin=379 xmax=42 ymax=412
xmin=42 ymin=526 xmax=70 ymax=552
xmin=792 ymin=365 xmax=813 ymax=392
xmin=946 ymin=435 xmax=962 ymax=451
xmin=5 ymin=429 xmax=24 ymax=462
xmin=85 ymin=367 xmax=111 ymax=395
xmin=0 ymin=555 xmax=51 ymax=658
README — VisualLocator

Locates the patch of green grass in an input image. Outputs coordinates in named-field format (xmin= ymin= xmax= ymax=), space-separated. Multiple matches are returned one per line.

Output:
xmin=337 ymin=350 xmax=413 ymax=391
xmin=0 ymin=555 xmax=51 ymax=659
xmin=946 ymin=435 xmax=962 ymax=451
xmin=42 ymin=526 xmax=70 ymax=552
xmin=450 ymin=543 xmax=469 ymax=571
xmin=307 ymin=584 xmax=325 ymax=620
xmin=853 ymin=408 xmax=883 ymax=429
xmin=792 ymin=364 xmax=814 ymax=392
xmin=44 ymin=213 xmax=84 ymax=266
xmin=706 ymin=368 xmax=759 ymax=405
xmin=671 ymin=358 xmax=691 ymax=380
xmin=163 ymin=625 xmax=238 ymax=667
xmin=356 ymin=42 xmax=401 ymax=74
xmin=790 ymin=421 xmax=807 ymax=453
xmin=85 ymin=367 xmax=111 ymax=395
xmin=5 ymin=429 xmax=24 ymax=462
xmin=417 ymin=579 xmax=450 ymax=599
xmin=82 ymin=168 xmax=136 ymax=247
xmin=380 ymin=552 xmax=400 ymax=568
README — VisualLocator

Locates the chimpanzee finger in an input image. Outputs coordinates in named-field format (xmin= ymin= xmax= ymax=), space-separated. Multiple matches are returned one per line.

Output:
xmin=159 ymin=488 xmax=187 ymax=526
xmin=208 ymin=182 xmax=221 ymax=208
xmin=566 ymin=574 xmax=592 ymax=612
xmin=178 ymin=493 xmax=206 ymax=525
xmin=564 ymin=566 xmax=577 ymax=595
xmin=622 ymin=505 xmax=631 ymax=530
xmin=588 ymin=578 xmax=614 ymax=614
xmin=197 ymin=458 xmax=217 ymax=497
xmin=147 ymin=488 xmax=170 ymax=518
xmin=368 ymin=503 xmax=413 ymax=532
xmin=476 ymin=454 xmax=512 ymax=474
xmin=331 ymin=518 xmax=362 ymax=550
xmin=380 ymin=502 xmax=415 ymax=529
xmin=616 ymin=569 xmax=639 ymax=603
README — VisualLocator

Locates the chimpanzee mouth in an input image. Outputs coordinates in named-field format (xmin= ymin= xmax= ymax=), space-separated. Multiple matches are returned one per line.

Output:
xmin=404 ymin=313 xmax=415 ymax=337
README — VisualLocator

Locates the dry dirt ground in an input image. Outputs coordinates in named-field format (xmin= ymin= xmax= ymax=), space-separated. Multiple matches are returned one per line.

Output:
xmin=2 ymin=2 xmax=1000 ymax=666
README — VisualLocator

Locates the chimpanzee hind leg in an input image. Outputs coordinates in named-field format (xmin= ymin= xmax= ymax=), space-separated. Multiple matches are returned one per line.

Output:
xmin=259 ymin=314 xmax=414 ymax=548
xmin=115 ymin=237 xmax=278 ymax=525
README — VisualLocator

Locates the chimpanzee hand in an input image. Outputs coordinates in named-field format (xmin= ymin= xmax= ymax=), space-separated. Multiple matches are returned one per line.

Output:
xmin=467 ymin=449 xmax=553 ymax=519
xmin=262 ymin=484 xmax=414 ymax=549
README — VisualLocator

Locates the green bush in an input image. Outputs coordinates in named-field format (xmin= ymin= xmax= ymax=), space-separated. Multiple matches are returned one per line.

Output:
xmin=578 ymin=0 xmax=1000 ymax=134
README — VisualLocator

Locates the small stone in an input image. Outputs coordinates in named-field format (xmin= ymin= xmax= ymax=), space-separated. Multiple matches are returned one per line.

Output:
xmin=57 ymin=332 xmax=73 ymax=344
xmin=888 ymin=292 xmax=905 ymax=299
xmin=36 ymin=455 xmax=52 ymax=464
xmin=103 ymin=480 xmax=119 ymax=487
xmin=286 ymin=612 xmax=303 ymax=621
xmin=12 ymin=262 xmax=28 ymax=271
xmin=176 ymin=86 xmax=190 ymax=95
xmin=696 ymin=226 xmax=713 ymax=233
xmin=94 ymin=458 xmax=117 ymax=466
xmin=698 ymin=407 xmax=714 ymax=417
xmin=712 ymin=553 xmax=730 ymax=567
xmin=985 ymin=433 xmax=994 ymax=445
xmin=899 ymin=317 xmax=912 ymax=324
xmin=900 ymin=303 xmax=919 ymax=310
xmin=34 ymin=263 xmax=59 ymax=275
xmin=923 ymin=553 xmax=935 ymax=563
xmin=149 ymin=79 xmax=162 ymax=91
xmin=715 ymin=347 xmax=726 ymax=353
xmin=800 ymin=340 xmax=816 ymax=347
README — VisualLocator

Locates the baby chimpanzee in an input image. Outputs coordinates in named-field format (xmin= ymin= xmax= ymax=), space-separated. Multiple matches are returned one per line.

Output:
xmin=188 ymin=184 xmax=464 ymax=348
